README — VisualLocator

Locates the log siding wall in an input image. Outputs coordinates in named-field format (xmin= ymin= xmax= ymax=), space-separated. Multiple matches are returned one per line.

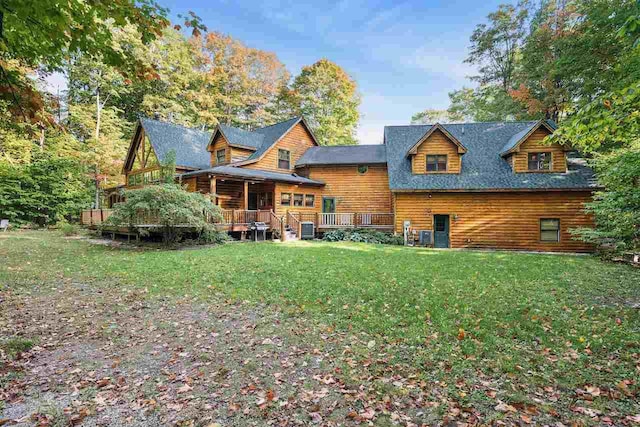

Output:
xmin=394 ymin=191 xmax=594 ymax=252
xmin=307 ymin=165 xmax=392 ymax=212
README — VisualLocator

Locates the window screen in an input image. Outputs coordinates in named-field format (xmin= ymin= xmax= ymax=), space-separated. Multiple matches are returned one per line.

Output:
xmin=216 ymin=149 xmax=226 ymax=164
xmin=426 ymin=155 xmax=447 ymax=172
xmin=528 ymin=152 xmax=551 ymax=170
xmin=540 ymin=218 xmax=560 ymax=242
xmin=278 ymin=149 xmax=291 ymax=169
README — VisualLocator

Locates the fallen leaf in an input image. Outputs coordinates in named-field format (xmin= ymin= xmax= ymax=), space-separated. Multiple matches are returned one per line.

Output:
xmin=495 ymin=402 xmax=517 ymax=413
xmin=177 ymin=384 xmax=193 ymax=394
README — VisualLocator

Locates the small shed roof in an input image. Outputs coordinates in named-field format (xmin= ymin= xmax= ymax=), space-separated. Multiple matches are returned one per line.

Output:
xmin=296 ymin=145 xmax=387 ymax=167
xmin=180 ymin=165 xmax=325 ymax=186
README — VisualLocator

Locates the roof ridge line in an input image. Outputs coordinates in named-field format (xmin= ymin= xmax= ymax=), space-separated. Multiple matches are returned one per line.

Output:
xmin=141 ymin=117 xmax=209 ymax=133
xmin=384 ymin=120 xmax=538 ymax=128
xmin=253 ymin=116 xmax=300 ymax=131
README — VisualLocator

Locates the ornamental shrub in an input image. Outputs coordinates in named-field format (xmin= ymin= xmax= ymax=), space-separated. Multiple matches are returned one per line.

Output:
xmin=106 ymin=183 xmax=223 ymax=244
xmin=323 ymin=228 xmax=403 ymax=245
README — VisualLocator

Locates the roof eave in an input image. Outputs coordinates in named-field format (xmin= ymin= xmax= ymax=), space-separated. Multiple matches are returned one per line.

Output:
xmin=294 ymin=161 xmax=387 ymax=168
xmin=122 ymin=120 xmax=145 ymax=174
xmin=390 ymin=187 xmax=598 ymax=193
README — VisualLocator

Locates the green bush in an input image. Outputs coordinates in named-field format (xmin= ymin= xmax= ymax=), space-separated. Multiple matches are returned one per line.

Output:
xmin=59 ymin=222 xmax=79 ymax=236
xmin=198 ymin=224 xmax=231 ymax=244
xmin=323 ymin=228 xmax=403 ymax=245
xmin=0 ymin=154 xmax=92 ymax=226
xmin=106 ymin=184 xmax=223 ymax=244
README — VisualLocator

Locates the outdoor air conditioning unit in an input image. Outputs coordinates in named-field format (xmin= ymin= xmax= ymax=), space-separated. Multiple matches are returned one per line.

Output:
xmin=419 ymin=230 xmax=433 ymax=247
xmin=300 ymin=222 xmax=315 ymax=240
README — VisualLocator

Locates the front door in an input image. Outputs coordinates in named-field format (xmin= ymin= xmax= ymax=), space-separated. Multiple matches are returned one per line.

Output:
xmin=247 ymin=192 xmax=258 ymax=210
xmin=322 ymin=197 xmax=336 ymax=213
xmin=433 ymin=215 xmax=450 ymax=248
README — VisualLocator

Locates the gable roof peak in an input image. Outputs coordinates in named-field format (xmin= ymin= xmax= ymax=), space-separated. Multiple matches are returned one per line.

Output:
xmin=500 ymin=119 xmax=557 ymax=157
xmin=406 ymin=123 xmax=467 ymax=157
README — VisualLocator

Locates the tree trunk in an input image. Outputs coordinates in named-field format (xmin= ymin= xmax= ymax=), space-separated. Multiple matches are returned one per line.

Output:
xmin=0 ymin=11 xmax=4 ymax=40
xmin=39 ymin=127 xmax=45 ymax=151
xmin=95 ymin=89 xmax=101 ymax=141
xmin=94 ymin=165 xmax=100 ymax=209
xmin=94 ymin=90 xmax=102 ymax=209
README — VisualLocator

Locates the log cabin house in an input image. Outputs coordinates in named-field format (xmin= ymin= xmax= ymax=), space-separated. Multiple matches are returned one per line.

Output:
xmin=107 ymin=116 xmax=597 ymax=252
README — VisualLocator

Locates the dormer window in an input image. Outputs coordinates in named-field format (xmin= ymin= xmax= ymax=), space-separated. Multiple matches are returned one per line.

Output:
xmin=426 ymin=155 xmax=447 ymax=172
xmin=216 ymin=149 xmax=226 ymax=164
xmin=528 ymin=152 xmax=551 ymax=171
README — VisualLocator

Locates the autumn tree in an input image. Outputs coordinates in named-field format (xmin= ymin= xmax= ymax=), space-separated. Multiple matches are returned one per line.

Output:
xmin=446 ymin=85 xmax=535 ymax=122
xmin=196 ymin=32 xmax=291 ymax=129
xmin=517 ymin=0 xmax=639 ymax=121
xmin=287 ymin=59 xmax=360 ymax=146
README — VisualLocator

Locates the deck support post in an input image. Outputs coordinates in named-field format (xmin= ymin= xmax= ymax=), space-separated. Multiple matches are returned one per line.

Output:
xmin=210 ymin=176 xmax=216 ymax=205
xmin=280 ymin=217 xmax=286 ymax=242
xmin=243 ymin=181 xmax=249 ymax=210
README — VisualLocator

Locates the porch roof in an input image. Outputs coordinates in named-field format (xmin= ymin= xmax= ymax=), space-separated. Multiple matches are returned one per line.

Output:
xmin=179 ymin=165 xmax=325 ymax=186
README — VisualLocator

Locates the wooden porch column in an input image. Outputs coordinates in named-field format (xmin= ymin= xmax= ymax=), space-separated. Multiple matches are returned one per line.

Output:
xmin=209 ymin=176 xmax=217 ymax=205
xmin=243 ymin=181 xmax=249 ymax=210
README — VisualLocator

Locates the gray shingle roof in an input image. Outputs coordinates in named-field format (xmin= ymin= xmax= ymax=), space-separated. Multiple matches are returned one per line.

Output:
xmin=214 ymin=117 xmax=305 ymax=162
xmin=384 ymin=122 xmax=596 ymax=191
xmin=218 ymin=124 xmax=263 ymax=150
xmin=296 ymin=145 xmax=387 ymax=167
xmin=180 ymin=165 xmax=325 ymax=186
xmin=245 ymin=117 xmax=303 ymax=160
xmin=140 ymin=118 xmax=211 ymax=169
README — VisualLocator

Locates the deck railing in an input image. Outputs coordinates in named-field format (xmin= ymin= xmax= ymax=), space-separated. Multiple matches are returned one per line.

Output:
xmin=81 ymin=209 xmax=114 ymax=226
xmin=218 ymin=210 xmax=272 ymax=225
xmin=287 ymin=211 xmax=300 ymax=235
xmin=81 ymin=208 xmax=394 ymax=231
xmin=286 ymin=212 xmax=394 ymax=229
xmin=319 ymin=213 xmax=355 ymax=228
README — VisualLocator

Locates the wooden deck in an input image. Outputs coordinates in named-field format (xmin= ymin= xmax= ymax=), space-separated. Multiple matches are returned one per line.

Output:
xmin=80 ymin=209 xmax=394 ymax=239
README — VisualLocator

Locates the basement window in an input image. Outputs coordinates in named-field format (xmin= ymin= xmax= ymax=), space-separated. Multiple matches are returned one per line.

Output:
xmin=528 ymin=152 xmax=551 ymax=170
xmin=426 ymin=155 xmax=447 ymax=172
xmin=540 ymin=218 xmax=560 ymax=242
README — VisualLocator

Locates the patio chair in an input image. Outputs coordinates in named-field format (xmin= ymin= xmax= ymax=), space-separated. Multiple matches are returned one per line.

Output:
xmin=0 ymin=219 xmax=8 ymax=232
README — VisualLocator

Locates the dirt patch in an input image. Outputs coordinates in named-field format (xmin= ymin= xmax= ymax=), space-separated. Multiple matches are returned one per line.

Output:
xmin=0 ymin=281 xmax=428 ymax=426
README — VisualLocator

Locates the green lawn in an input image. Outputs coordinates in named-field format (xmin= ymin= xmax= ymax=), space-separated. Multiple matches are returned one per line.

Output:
xmin=2 ymin=230 xmax=640 ymax=420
